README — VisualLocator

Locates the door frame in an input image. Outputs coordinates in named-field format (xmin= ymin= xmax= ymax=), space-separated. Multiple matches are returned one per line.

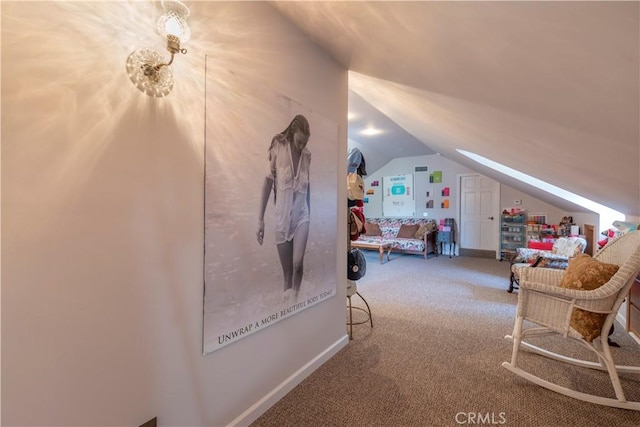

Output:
xmin=456 ymin=173 xmax=501 ymax=259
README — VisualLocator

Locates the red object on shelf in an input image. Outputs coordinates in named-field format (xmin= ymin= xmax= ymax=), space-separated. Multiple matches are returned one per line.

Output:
xmin=528 ymin=241 xmax=553 ymax=250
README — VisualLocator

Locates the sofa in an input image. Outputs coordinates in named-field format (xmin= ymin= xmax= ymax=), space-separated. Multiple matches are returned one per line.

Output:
xmin=358 ymin=217 xmax=438 ymax=259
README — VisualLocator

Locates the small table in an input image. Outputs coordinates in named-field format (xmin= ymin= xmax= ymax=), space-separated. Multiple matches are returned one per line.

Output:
xmin=436 ymin=230 xmax=456 ymax=258
xmin=351 ymin=240 xmax=392 ymax=264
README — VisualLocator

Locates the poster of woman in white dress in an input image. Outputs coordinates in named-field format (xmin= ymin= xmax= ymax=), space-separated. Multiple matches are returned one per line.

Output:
xmin=203 ymin=67 xmax=338 ymax=354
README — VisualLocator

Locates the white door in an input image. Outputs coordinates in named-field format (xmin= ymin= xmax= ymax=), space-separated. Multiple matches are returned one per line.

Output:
xmin=459 ymin=174 xmax=499 ymax=255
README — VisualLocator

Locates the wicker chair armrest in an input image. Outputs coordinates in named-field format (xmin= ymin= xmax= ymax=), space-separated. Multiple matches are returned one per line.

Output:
xmin=519 ymin=267 xmax=564 ymax=287
xmin=520 ymin=278 xmax=619 ymax=302
xmin=519 ymin=280 xmax=575 ymax=297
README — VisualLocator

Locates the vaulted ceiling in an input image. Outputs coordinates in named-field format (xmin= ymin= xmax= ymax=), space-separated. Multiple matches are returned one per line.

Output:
xmin=272 ymin=1 xmax=640 ymax=218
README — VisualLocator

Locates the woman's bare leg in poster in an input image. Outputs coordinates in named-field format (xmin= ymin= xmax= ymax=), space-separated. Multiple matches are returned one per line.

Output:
xmin=292 ymin=221 xmax=310 ymax=298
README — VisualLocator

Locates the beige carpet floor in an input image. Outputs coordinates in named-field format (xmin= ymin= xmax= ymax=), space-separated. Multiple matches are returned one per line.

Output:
xmin=251 ymin=253 xmax=640 ymax=427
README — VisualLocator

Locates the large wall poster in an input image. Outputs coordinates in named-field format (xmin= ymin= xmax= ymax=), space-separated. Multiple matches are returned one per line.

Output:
xmin=203 ymin=66 xmax=338 ymax=354
xmin=382 ymin=174 xmax=415 ymax=217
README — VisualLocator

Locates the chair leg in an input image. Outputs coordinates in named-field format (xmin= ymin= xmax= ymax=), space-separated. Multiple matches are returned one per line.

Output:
xmin=600 ymin=338 xmax=628 ymax=402
xmin=508 ymin=271 xmax=519 ymax=293
xmin=346 ymin=292 xmax=373 ymax=340
xmin=506 ymin=334 xmax=640 ymax=373
xmin=347 ymin=295 xmax=353 ymax=340
xmin=503 ymin=326 xmax=640 ymax=410
xmin=356 ymin=291 xmax=373 ymax=328
xmin=502 ymin=362 xmax=640 ymax=410
xmin=506 ymin=315 xmax=524 ymax=367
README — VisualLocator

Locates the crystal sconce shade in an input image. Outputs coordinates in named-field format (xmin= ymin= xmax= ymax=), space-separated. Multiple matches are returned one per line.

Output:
xmin=157 ymin=3 xmax=191 ymax=43
xmin=126 ymin=0 xmax=190 ymax=97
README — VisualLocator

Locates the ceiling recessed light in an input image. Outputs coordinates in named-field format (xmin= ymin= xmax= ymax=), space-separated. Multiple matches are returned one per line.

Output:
xmin=361 ymin=127 xmax=383 ymax=136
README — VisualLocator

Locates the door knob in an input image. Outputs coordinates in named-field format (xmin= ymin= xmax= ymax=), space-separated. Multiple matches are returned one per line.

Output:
xmin=488 ymin=216 xmax=494 ymax=220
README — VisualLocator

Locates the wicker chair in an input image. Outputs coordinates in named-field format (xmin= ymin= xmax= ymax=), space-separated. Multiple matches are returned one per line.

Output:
xmin=508 ymin=236 xmax=587 ymax=293
xmin=502 ymin=230 xmax=640 ymax=410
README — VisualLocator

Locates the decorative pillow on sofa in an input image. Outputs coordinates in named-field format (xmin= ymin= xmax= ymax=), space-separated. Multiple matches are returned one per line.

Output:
xmin=397 ymin=224 xmax=419 ymax=239
xmin=364 ymin=223 xmax=382 ymax=236
xmin=414 ymin=220 xmax=437 ymax=239
xmin=552 ymin=237 xmax=585 ymax=258
xmin=560 ymin=253 xmax=619 ymax=342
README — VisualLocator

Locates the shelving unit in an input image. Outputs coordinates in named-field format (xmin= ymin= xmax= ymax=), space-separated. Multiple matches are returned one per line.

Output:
xmin=526 ymin=212 xmax=547 ymax=244
xmin=528 ymin=212 xmax=547 ymax=225
xmin=557 ymin=223 xmax=573 ymax=237
xmin=500 ymin=213 xmax=526 ymax=260
xmin=526 ymin=224 xmax=542 ymax=242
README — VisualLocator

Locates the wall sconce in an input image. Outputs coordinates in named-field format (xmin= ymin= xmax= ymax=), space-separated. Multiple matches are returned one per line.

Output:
xmin=126 ymin=0 xmax=191 ymax=97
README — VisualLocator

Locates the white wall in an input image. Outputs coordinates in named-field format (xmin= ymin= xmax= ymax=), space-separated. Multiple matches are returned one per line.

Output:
xmin=501 ymin=185 xmax=599 ymax=234
xmin=362 ymin=154 xmax=475 ymax=221
xmin=1 ymin=2 xmax=347 ymax=426
xmin=361 ymin=154 xmax=599 ymax=242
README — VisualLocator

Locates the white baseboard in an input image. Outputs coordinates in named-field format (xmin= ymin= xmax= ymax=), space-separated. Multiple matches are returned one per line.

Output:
xmin=227 ymin=334 xmax=349 ymax=427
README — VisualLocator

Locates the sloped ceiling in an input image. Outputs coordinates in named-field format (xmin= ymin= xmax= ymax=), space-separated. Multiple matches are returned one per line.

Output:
xmin=271 ymin=1 xmax=640 ymax=217
xmin=348 ymin=90 xmax=436 ymax=174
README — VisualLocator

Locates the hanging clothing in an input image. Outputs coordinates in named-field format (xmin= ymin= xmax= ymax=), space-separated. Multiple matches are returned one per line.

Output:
xmin=347 ymin=147 xmax=367 ymax=175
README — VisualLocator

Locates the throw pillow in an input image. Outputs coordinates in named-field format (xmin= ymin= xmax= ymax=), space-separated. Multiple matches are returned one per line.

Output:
xmin=397 ymin=224 xmax=419 ymax=239
xmin=414 ymin=221 xmax=437 ymax=239
xmin=364 ymin=223 xmax=382 ymax=236
xmin=552 ymin=237 xmax=584 ymax=258
xmin=560 ymin=254 xmax=619 ymax=341
xmin=414 ymin=224 xmax=429 ymax=239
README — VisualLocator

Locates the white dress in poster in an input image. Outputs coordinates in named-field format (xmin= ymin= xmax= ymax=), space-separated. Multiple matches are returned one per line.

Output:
xmin=383 ymin=174 xmax=415 ymax=217
xmin=203 ymin=64 xmax=338 ymax=354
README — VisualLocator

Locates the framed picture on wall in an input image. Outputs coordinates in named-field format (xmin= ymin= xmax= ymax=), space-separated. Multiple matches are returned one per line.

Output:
xmin=430 ymin=171 xmax=442 ymax=183
xmin=383 ymin=174 xmax=415 ymax=217
xmin=203 ymin=66 xmax=338 ymax=354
